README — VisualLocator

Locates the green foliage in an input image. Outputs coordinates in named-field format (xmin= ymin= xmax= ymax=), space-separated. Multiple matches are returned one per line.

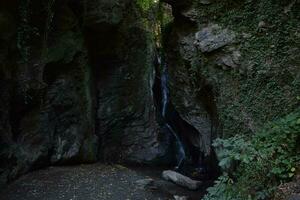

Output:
xmin=194 ymin=0 xmax=300 ymax=137
xmin=214 ymin=136 xmax=256 ymax=171
xmin=203 ymin=174 xmax=242 ymax=200
xmin=204 ymin=109 xmax=300 ymax=200
xmin=136 ymin=0 xmax=158 ymax=12
xmin=230 ymin=0 xmax=300 ymax=132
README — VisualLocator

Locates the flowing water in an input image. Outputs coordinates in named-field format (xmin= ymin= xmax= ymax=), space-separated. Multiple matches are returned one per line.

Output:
xmin=159 ymin=55 xmax=186 ymax=170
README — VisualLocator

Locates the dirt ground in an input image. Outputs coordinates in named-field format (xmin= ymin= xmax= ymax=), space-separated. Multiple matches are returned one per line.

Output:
xmin=0 ymin=164 xmax=208 ymax=200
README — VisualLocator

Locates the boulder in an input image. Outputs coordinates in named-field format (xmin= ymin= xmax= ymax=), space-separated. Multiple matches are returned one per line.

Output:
xmin=162 ymin=170 xmax=202 ymax=190
xmin=181 ymin=8 xmax=198 ymax=21
xmin=194 ymin=24 xmax=236 ymax=53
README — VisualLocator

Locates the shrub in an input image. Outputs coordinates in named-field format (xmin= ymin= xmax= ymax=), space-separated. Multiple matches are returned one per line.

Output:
xmin=204 ymin=109 xmax=300 ymax=200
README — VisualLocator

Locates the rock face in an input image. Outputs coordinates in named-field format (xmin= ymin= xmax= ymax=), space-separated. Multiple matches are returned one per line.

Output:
xmin=84 ymin=0 xmax=167 ymax=164
xmin=0 ymin=0 xmax=168 ymax=188
xmin=162 ymin=170 xmax=202 ymax=190
xmin=194 ymin=24 xmax=236 ymax=53
xmin=165 ymin=24 xmax=220 ymax=165
xmin=162 ymin=0 xmax=300 ymax=162
xmin=0 ymin=0 xmax=98 ymax=187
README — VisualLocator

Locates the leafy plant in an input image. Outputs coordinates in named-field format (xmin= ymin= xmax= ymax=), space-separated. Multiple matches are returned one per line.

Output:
xmin=136 ymin=0 xmax=158 ymax=12
xmin=204 ymin=109 xmax=300 ymax=200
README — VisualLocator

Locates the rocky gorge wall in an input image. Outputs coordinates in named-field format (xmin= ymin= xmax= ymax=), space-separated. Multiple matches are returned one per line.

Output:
xmin=159 ymin=0 xmax=299 ymax=198
xmin=0 ymin=0 xmax=299 ymax=196
xmin=0 ymin=0 xmax=170 ymax=188
xmin=162 ymin=0 xmax=299 ymax=138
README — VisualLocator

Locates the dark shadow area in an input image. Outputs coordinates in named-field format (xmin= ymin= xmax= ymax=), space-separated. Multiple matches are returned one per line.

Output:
xmin=84 ymin=23 xmax=124 ymax=163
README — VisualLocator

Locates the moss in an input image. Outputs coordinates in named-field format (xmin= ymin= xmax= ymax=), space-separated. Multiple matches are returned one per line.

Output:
xmin=193 ymin=0 xmax=300 ymax=136
xmin=136 ymin=0 xmax=158 ymax=13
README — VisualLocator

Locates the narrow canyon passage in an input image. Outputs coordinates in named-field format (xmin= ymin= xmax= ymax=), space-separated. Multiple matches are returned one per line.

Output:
xmin=1 ymin=0 xmax=299 ymax=200
xmin=0 ymin=1 xmax=218 ymax=198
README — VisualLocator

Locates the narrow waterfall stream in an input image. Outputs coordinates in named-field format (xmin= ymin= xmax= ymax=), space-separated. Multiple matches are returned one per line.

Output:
xmin=158 ymin=54 xmax=186 ymax=170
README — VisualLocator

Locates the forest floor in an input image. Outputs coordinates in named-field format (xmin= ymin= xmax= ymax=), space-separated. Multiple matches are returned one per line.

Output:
xmin=0 ymin=164 xmax=207 ymax=200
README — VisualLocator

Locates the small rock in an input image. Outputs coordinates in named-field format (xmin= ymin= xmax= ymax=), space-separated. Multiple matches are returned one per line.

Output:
xmin=181 ymin=8 xmax=198 ymax=21
xmin=242 ymin=32 xmax=252 ymax=39
xmin=218 ymin=55 xmax=237 ymax=68
xmin=200 ymin=0 xmax=211 ymax=5
xmin=258 ymin=21 xmax=267 ymax=28
xmin=162 ymin=170 xmax=202 ymax=190
xmin=174 ymin=195 xmax=188 ymax=200
xmin=232 ymin=50 xmax=242 ymax=64
xmin=135 ymin=178 xmax=154 ymax=189
xmin=258 ymin=21 xmax=268 ymax=32
xmin=216 ymin=50 xmax=242 ymax=69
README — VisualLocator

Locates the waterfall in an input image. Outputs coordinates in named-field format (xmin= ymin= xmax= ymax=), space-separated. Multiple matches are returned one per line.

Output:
xmin=165 ymin=124 xmax=186 ymax=170
xmin=158 ymin=54 xmax=186 ymax=170
xmin=160 ymin=57 xmax=168 ymax=118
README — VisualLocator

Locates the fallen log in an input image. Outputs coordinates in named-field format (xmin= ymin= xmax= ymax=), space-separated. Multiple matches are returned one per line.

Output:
xmin=162 ymin=170 xmax=202 ymax=190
